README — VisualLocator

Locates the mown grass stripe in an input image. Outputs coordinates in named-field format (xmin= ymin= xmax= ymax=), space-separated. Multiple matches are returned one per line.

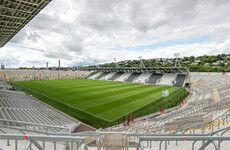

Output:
xmin=10 ymin=79 xmax=188 ymax=129
xmin=97 ymin=87 xmax=177 ymax=120
xmin=59 ymin=84 xmax=147 ymax=105
xmin=83 ymin=85 xmax=162 ymax=111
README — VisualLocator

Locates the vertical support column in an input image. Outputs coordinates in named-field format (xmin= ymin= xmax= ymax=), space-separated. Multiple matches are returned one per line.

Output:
xmin=97 ymin=136 xmax=100 ymax=150
xmin=54 ymin=141 xmax=56 ymax=150
xmin=15 ymin=140 xmax=18 ymax=150
xmin=76 ymin=142 xmax=79 ymax=150
xmin=165 ymin=141 xmax=167 ymax=150
xmin=71 ymin=142 xmax=73 ymax=150
xmin=127 ymin=136 xmax=129 ymax=150
xmin=7 ymin=139 xmax=10 ymax=146
xmin=43 ymin=140 xmax=45 ymax=149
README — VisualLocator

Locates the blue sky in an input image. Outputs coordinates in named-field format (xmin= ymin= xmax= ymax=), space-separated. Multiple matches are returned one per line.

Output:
xmin=110 ymin=36 xmax=211 ymax=51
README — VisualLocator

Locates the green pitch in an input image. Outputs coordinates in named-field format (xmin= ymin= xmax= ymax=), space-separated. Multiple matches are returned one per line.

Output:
xmin=11 ymin=79 xmax=188 ymax=128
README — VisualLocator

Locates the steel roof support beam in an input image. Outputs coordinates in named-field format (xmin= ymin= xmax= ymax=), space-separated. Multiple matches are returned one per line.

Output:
xmin=0 ymin=5 xmax=32 ymax=14
xmin=0 ymin=14 xmax=27 ymax=20
xmin=0 ymin=0 xmax=52 ymax=47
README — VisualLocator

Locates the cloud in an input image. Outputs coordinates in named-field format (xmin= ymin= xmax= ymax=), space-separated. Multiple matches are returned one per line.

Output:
xmin=10 ymin=28 xmax=27 ymax=44
xmin=1 ymin=0 xmax=230 ymax=67
xmin=27 ymin=32 xmax=42 ymax=43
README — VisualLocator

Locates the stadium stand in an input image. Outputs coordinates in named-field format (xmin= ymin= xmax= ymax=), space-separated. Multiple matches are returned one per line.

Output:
xmin=1 ymin=70 xmax=188 ymax=89
xmin=100 ymin=72 xmax=116 ymax=80
xmin=16 ymin=70 xmax=27 ymax=79
xmin=14 ymin=70 xmax=24 ymax=80
xmin=47 ymin=70 xmax=55 ymax=79
xmin=65 ymin=71 xmax=70 ymax=79
xmin=1 ymin=71 xmax=230 ymax=149
xmin=39 ymin=70 xmax=49 ymax=79
xmin=50 ymin=70 xmax=58 ymax=79
xmin=75 ymin=71 xmax=90 ymax=79
xmin=115 ymin=72 xmax=132 ymax=82
xmin=0 ymin=70 xmax=91 ymax=81
xmin=113 ymin=72 xmax=230 ymax=133
xmin=58 ymin=71 xmax=67 ymax=79
xmin=84 ymin=69 xmax=187 ymax=87
xmin=88 ymin=72 xmax=103 ymax=80
xmin=0 ymin=71 xmax=10 ymax=81
xmin=2 ymin=70 xmax=18 ymax=81
xmin=156 ymin=73 xmax=177 ymax=86
xmin=189 ymin=72 xmax=207 ymax=83
xmin=146 ymin=73 xmax=163 ymax=84
xmin=95 ymin=72 xmax=110 ymax=80
xmin=0 ymin=81 xmax=80 ymax=130
xmin=173 ymin=74 xmax=187 ymax=87
xmin=25 ymin=70 xmax=33 ymax=79
xmin=133 ymin=72 xmax=152 ymax=84
xmin=85 ymin=72 xmax=97 ymax=79
xmin=125 ymin=72 xmax=141 ymax=83
xmin=66 ymin=70 xmax=75 ymax=79
xmin=108 ymin=72 xmax=124 ymax=81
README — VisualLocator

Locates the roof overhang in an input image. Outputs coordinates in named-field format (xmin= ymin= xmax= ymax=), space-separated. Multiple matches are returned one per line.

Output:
xmin=86 ymin=67 xmax=189 ymax=73
xmin=0 ymin=0 xmax=52 ymax=47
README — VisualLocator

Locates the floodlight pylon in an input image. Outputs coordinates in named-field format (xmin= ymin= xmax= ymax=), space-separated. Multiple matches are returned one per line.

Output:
xmin=139 ymin=56 xmax=146 ymax=68
xmin=94 ymin=59 xmax=100 ymax=68
xmin=174 ymin=53 xmax=181 ymax=67
xmin=114 ymin=58 xmax=120 ymax=68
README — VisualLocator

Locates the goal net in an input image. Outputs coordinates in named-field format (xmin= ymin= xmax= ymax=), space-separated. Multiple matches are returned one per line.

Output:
xmin=162 ymin=90 xmax=169 ymax=97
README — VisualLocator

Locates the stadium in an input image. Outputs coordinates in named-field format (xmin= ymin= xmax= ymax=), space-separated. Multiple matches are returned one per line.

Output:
xmin=0 ymin=0 xmax=230 ymax=150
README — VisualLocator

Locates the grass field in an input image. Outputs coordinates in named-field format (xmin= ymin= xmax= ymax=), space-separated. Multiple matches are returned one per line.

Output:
xmin=11 ymin=79 xmax=188 ymax=128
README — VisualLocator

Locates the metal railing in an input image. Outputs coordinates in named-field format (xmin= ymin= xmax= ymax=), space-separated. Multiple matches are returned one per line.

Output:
xmin=0 ymin=119 xmax=71 ymax=134
xmin=146 ymin=108 xmax=229 ymax=134
xmin=176 ymin=109 xmax=230 ymax=134
xmin=127 ymin=103 xmax=207 ymax=133
xmin=1 ymin=125 xmax=230 ymax=150
xmin=138 ymin=136 xmax=230 ymax=150
xmin=0 ymin=134 xmax=86 ymax=150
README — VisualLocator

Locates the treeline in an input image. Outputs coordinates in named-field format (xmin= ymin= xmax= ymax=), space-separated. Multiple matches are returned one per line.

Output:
xmin=87 ymin=53 xmax=230 ymax=72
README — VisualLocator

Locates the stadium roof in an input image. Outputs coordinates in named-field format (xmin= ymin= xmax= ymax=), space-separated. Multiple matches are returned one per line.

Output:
xmin=0 ymin=0 xmax=52 ymax=47
xmin=87 ymin=67 xmax=189 ymax=73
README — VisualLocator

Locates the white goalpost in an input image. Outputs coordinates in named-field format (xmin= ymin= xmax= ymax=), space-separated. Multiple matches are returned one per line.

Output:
xmin=162 ymin=85 xmax=169 ymax=97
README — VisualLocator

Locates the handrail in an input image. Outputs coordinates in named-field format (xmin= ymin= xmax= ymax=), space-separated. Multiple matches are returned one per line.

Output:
xmin=138 ymin=136 xmax=230 ymax=150
xmin=0 ymin=119 xmax=70 ymax=129
xmin=129 ymin=103 xmax=206 ymax=132
xmin=139 ymin=136 xmax=230 ymax=141
xmin=0 ymin=119 xmax=72 ymax=134
xmin=0 ymin=134 xmax=86 ymax=150
xmin=0 ymin=134 xmax=85 ymax=142
xmin=178 ymin=109 xmax=230 ymax=134
xmin=131 ymin=105 xmax=229 ymax=134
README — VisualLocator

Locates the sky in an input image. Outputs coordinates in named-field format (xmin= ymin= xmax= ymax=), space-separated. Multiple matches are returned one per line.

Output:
xmin=1 ymin=0 xmax=230 ymax=68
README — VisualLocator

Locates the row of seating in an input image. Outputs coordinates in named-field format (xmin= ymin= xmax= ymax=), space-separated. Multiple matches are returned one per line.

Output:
xmin=0 ymin=69 xmax=187 ymax=87
xmin=122 ymin=72 xmax=230 ymax=134
xmin=0 ymin=70 xmax=91 ymax=81
xmin=86 ymin=71 xmax=187 ymax=87
xmin=0 ymin=81 xmax=80 ymax=129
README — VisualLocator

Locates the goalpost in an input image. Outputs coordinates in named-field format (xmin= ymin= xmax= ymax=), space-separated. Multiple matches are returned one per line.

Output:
xmin=162 ymin=85 xmax=169 ymax=97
